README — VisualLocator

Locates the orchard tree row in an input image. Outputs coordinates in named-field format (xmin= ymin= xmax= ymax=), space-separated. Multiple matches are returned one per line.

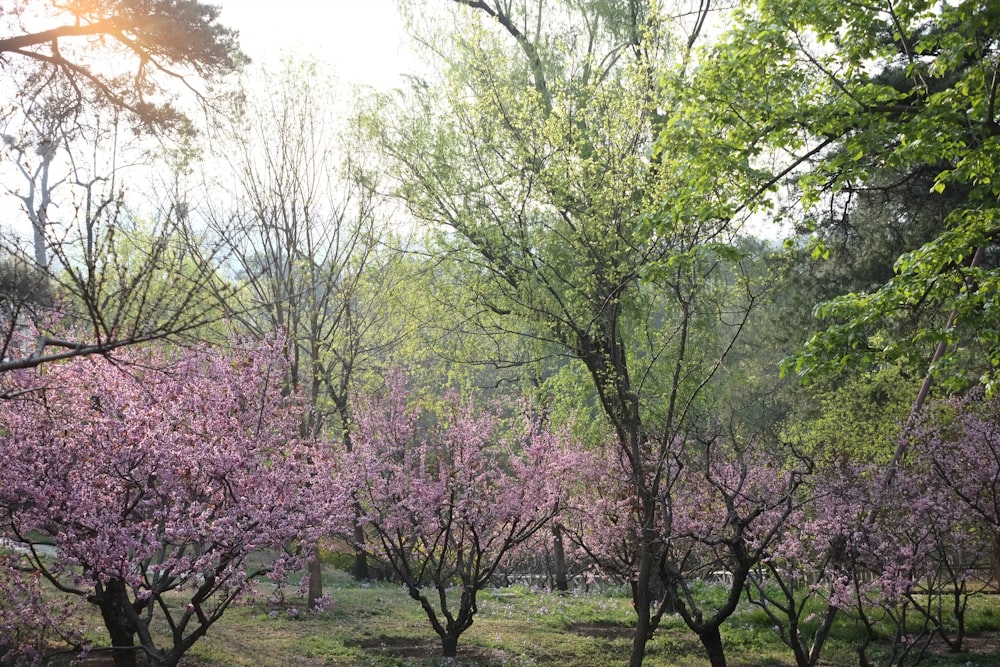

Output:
xmin=1 ymin=1 xmax=999 ymax=667
xmin=3 ymin=340 xmax=1000 ymax=667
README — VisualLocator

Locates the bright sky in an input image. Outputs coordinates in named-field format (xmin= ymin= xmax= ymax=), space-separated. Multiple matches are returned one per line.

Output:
xmin=0 ymin=2 xmax=420 ymax=247
xmin=216 ymin=0 xmax=417 ymax=91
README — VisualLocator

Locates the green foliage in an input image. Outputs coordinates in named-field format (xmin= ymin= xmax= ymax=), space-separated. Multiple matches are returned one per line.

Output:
xmin=666 ymin=0 xmax=1000 ymax=393
xmin=375 ymin=1 xmax=726 ymax=424
xmin=375 ymin=12 xmax=810 ymax=665
xmin=784 ymin=365 xmax=919 ymax=464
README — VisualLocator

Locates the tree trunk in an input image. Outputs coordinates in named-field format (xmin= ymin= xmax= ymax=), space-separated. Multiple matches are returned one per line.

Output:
xmin=629 ymin=524 xmax=656 ymax=667
xmin=441 ymin=632 xmax=459 ymax=657
xmin=552 ymin=523 xmax=569 ymax=592
xmin=95 ymin=580 xmax=139 ymax=667
xmin=629 ymin=589 xmax=652 ymax=666
xmin=352 ymin=523 xmax=370 ymax=580
xmin=992 ymin=534 xmax=1000 ymax=591
xmin=699 ymin=624 xmax=728 ymax=667
xmin=307 ymin=554 xmax=323 ymax=609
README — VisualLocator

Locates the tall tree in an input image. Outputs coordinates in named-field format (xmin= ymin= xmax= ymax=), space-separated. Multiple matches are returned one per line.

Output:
xmin=205 ymin=58 xmax=403 ymax=596
xmin=667 ymin=0 xmax=1000 ymax=396
xmin=377 ymin=2 xmax=770 ymax=664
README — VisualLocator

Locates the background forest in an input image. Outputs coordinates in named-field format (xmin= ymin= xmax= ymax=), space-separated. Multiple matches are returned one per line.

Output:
xmin=1 ymin=1 xmax=1000 ymax=667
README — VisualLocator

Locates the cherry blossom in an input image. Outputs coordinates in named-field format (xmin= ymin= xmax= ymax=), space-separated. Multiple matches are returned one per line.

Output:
xmin=333 ymin=377 xmax=584 ymax=657
xmin=0 ymin=338 xmax=334 ymax=667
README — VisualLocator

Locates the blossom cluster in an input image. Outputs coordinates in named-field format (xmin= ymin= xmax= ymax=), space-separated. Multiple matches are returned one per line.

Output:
xmin=0 ymin=338 xmax=334 ymax=666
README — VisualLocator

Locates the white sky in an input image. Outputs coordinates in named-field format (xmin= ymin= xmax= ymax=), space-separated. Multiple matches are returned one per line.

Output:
xmin=216 ymin=0 xmax=417 ymax=91
xmin=0 ymin=2 xmax=421 ymax=248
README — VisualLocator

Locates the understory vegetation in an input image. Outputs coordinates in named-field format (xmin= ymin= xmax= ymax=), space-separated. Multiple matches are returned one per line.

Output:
xmin=35 ymin=568 xmax=1000 ymax=667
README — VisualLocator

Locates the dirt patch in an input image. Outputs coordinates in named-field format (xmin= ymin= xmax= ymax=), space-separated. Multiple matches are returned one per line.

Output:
xmin=345 ymin=635 xmax=438 ymax=658
xmin=960 ymin=631 xmax=1000 ymax=652
xmin=345 ymin=635 xmax=511 ymax=665
xmin=924 ymin=630 xmax=1000 ymax=659
xmin=568 ymin=620 xmax=634 ymax=639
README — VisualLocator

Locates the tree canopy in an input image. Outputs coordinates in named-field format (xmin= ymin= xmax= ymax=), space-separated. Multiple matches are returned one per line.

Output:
xmin=664 ymin=0 xmax=1000 ymax=393
xmin=0 ymin=0 xmax=242 ymax=130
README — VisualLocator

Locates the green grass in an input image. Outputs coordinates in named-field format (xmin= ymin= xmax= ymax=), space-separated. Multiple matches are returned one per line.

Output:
xmin=32 ymin=568 xmax=1000 ymax=666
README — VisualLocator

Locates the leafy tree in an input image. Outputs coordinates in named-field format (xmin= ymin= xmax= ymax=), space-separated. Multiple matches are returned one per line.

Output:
xmin=784 ymin=365 xmax=919 ymax=465
xmin=0 ymin=0 xmax=241 ymax=130
xmin=669 ymin=0 xmax=1000 ymax=396
xmin=0 ymin=339 xmax=331 ymax=667
xmin=666 ymin=13 xmax=1000 ymax=657
xmin=0 ymin=255 xmax=53 ymax=336
xmin=336 ymin=375 xmax=583 ymax=657
xmin=376 ymin=3 xmax=771 ymax=664
xmin=785 ymin=168 xmax=964 ymax=339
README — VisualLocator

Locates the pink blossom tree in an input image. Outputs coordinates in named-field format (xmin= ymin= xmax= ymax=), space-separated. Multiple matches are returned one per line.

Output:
xmin=663 ymin=438 xmax=809 ymax=667
xmin=740 ymin=462 xmax=854 ymax=667
xmin=335 ymin=378 xmax=583 ymax=657
xmin=750 ymin=448 xmax=990 ymax=667
xmin=0 ymin=554 xmax=87 ymax=666
xmin=563 ymin=433 xmax=809 ymax=667
xmin=0 ymin=339 xmax=332 ymax=667
xmin=560 ymin=440 xmax=646 ymax=595
xmin=912 ymin=394 xmax=1000 ymax=534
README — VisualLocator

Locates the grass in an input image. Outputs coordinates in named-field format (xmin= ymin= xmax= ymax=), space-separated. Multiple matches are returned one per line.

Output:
xmin=32 ymin=567 xmax=1000 ymax=666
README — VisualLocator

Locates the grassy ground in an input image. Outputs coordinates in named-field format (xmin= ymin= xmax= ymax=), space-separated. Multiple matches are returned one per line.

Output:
xmin=175 ymin=574 xmax=789 ymax=667
xmin=43 ymin=568 xmax=1000 ymax=666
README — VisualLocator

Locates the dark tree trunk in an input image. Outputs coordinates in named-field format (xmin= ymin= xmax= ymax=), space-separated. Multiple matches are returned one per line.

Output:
xmin=993 ymin=534 xmax=1000 ymax=591
xmin=629 ymin=582 xmax=653 ymax=666
xmin=352 ymin=523 xmax=370 ymax=581
xmin=441 ymin=633 xmax=459 ymax=657
xmin=407 ymin=583 xmax=475 ymax=660
xmin=307 ymin=555 xmax=324 ymax=609
xmin=95 ymin=580 xmax=139 ymax=667
xmin=699 ymin=624 xmax=728 ymax=667
xmin=338 ymin=399 xmax=371 ymax=584
xmin=552 ymin=523 xmax=569 ymax=592
xmin=628 ymin=504 xmax=658 ymax=667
